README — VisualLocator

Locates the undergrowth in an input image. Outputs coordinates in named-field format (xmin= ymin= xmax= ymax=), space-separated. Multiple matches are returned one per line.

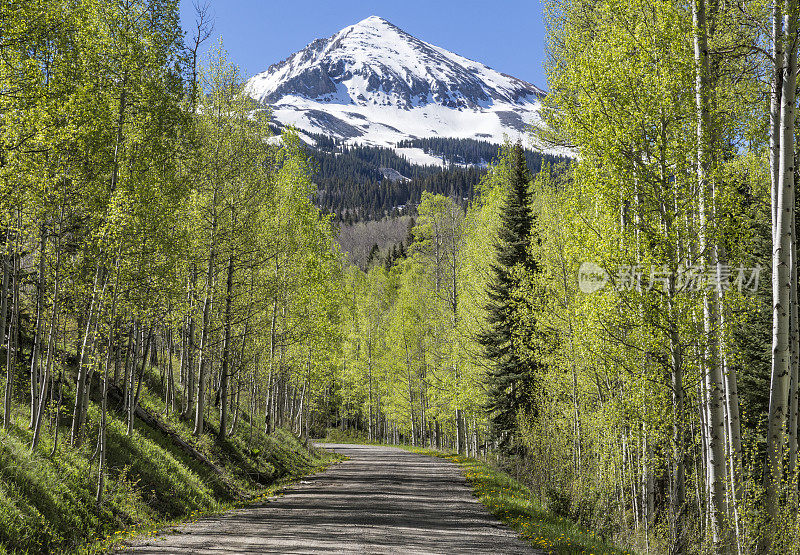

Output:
xmin=0 ymin=369 xmax=335 ymax=554
xmin=322 ymin=427 xmax=376 ymax=444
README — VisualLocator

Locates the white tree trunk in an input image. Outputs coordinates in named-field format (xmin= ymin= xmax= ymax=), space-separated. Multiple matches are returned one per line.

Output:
xmin=194 ymin=210 xmax=217 ymax=436
xmin=29 ymin=226 xmax=46 ymax=429
xmin=787 ymin=203 xmax=799 ymax=479
xmin=771 ymin=1 xmax=784 ymax=236
xmin=693 ymin=0 xmax=728 ymax=547
xmin=765 ymin=0 xmax=797 ymax=522
xmin=31 ymin=218 xmax=63 ymax=452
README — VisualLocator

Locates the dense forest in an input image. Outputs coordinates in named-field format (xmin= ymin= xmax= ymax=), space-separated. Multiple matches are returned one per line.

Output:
xmin=396 ymin=137 xmax=563 ymax=169
xmin=321 ymin=166 xmax=480 ymax=221
xmin=308 ymin=136 xmax=565 ymax=220
xmin=1 ymin=0 xmax=800 ymax=553
xmin=0 ymin=1 xmax=342 ymax=550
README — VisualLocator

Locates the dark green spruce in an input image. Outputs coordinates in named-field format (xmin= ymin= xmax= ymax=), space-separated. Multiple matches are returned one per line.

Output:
xmin=478 ymin=143 xmax=543 ymax=451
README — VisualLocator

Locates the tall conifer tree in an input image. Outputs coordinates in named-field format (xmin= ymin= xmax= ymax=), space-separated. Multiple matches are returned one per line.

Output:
xmin=478 ymin=143 xmax=540 ymax=449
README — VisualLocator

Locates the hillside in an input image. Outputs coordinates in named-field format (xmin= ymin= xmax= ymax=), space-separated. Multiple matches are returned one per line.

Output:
xmin=0 ymin=359 xmax=331 ymax=553
xmin=299 ymin=134 xmax=567 ymax=220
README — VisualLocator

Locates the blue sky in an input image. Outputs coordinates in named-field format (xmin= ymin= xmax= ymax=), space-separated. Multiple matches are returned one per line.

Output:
xmin=178 ymin=0 xmax=549 ymax=90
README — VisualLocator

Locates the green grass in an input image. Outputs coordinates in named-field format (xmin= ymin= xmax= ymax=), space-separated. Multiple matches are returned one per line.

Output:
xmin=85 ymin=443 xmax=342 ymax=555
xmin=404 ymin=447 xmax=632 ymax=555
xmin=321 ymin=427 xmax=377 ymax=444
xmin=0 ymin=373 xmax=337 ymax=554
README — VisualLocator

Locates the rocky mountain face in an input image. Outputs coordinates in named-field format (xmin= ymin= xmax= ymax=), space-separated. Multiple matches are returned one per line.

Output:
xmin=245 ymin=16 xmax=547 ymax=151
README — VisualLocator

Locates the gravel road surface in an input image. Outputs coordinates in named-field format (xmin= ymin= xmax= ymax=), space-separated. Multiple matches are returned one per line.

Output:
xmin=121 ymin=443 xmax=541 ymax=554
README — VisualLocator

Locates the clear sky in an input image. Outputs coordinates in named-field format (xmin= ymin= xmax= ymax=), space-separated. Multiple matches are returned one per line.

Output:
xmin=178 ymin=0 xmax=549 ymax=90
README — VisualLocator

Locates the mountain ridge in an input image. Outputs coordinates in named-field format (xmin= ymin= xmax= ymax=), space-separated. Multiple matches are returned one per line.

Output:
xmin=245 ymin=16 xmax=550 ymax=152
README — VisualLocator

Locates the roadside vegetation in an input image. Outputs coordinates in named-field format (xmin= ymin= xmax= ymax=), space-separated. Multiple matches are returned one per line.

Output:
xmin=0 ymin=363 xmax=334 ymax=554
xmin=1 ymin=2 xmax=341 ymax=552
xmin=330 ymin=0 xmax=800 ymax=546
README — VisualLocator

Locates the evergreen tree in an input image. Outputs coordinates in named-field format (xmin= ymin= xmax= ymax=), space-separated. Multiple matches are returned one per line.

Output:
xmin=477 ymin=143 xmax=541 ymax=450
xmin=366 ymin=244 xmax=380 ymax=266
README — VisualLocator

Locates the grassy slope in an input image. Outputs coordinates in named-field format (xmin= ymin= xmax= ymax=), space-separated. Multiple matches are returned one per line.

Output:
xmin=0 ymin=371 xmax=336 ymax=554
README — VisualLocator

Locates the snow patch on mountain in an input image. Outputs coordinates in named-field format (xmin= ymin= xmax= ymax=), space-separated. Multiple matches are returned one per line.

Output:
xmin=380 ymin=167 xmax=411 ymax=181
xmin=394 ymin=147 xmax=448 ymax=167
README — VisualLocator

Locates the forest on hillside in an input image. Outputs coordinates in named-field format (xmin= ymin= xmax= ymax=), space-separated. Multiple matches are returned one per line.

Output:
xmin=1 ymin=0 xmax=800 ymax=553
xmin=309 ymin=137 xmax=565 ymax=220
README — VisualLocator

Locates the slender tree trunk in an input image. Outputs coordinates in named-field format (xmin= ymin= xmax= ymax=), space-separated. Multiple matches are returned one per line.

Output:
xmin=31 ymin=223 xmax=63 ymax=452
xmin=698 ymin=379 xmax=711 ymax=536
xmin=229 ymin=380 xmax=240 ymax=437
xmin=3 ymin=247 xmax=18 ymax=429
xmin=71 ymin=263 xmax=105 ymax=445
xmin=720 ymin=270 xmax=743 ymax=509
xmin=164 ymin=328 xmax=173 ymax=414
xmin=265 ymin=290 xmax=279 ymax=434
xmin=297 ymin=353 xmax=311 ymax=438
xmin=669 ymin=272 xmax=688 ymax=555
xmin=787 ymin=203 xmax=799 ymax=481
xmin=79 ymin=308 xmax=107 ymax=442
xmin=771 ymin=1 xmax=784 ymax=236
xmin=0 ymin=240 xmax=9 ymax=361
xmin=29 ymin=225 xmax=47 ymax=429
xmin=702 ymin=332 xmax=728 ymax=549
xmin=184 ymin=268 xmax=197 ymax=419
xmin=127 ymin=325 xmax=141 ymax=436
xmin=766 ymin=0 xmax=797 ymax=524
xmin=97 ymin=264 xmax=119 ymax=507
xmin=694 ymin=0 xmax=729 ymax=548
xmin=126 ymin=325 xmax=138 ymax=435
xmin=219 ymin=254 xmax=234 ymax=439
xmin=717 ymin=210 xmax=743 ymax=547
xmin=368 ymin=333 xmax=373 ymax=441
xmin=51 ymin=368 xmax=62 ymax=456
xmin=96 ymin=344 xmax=112 ymax=506
xmin=127 ymin=325 xmax=153 ymax=436
xmin=671 ymin=415 xmax=687 ymax=542
xmin=133 ymin=327 xmax=154 ymax=412
xmin=125 ymin=322 xmax=139 ymax=434
xmin=642 ymin=428 xmax=654 ymax=548
xmin=404 ymin=336 xmax=416 ymax=446
xmin=195 ymin=213 xmax=217 ymax=436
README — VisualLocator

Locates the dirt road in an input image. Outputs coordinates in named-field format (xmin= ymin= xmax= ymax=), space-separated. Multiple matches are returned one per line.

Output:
xmin=121 ymin=443 xmax=541 ymax=554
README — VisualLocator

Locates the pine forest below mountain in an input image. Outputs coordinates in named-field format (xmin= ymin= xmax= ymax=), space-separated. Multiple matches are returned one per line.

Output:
xmin=307 ymin=133 xmax=564 ymax=218
xmin=298 ymin=132 xmax=566 ymax=267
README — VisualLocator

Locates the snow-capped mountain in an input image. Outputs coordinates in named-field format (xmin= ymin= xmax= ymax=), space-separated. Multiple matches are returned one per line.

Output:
xmin=245 ymin=16 xmax=546 ymax=154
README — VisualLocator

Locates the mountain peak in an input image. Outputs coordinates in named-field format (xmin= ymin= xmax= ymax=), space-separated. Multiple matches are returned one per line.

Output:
xmin=337 ymin=15 xmax=410 ymax=55
xmin=348 ymin=16 xmax=404 ymax=37
xmin=353 ymin=15 xmax=394 ymax=28
xmin=245 ymin=17 xmax=545 ymax=149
